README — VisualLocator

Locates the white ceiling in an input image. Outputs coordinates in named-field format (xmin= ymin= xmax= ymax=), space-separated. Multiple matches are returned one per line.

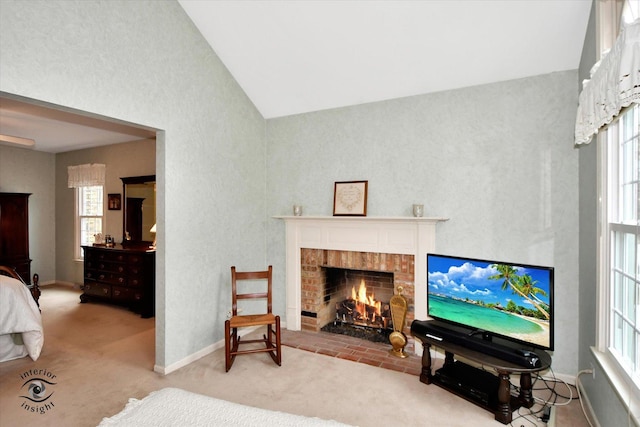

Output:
xmin=179 ymin=0 xmax=592 ymax=118
xmin=0 ymin=1 xmax=591 ymax=153
xmin=0 ymin=95 xmax=157 ymax=153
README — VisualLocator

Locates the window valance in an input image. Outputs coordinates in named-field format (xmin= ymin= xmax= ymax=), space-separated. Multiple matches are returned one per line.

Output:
xmin=67 ymin=163 xmax=106 ymax=188
xmin=575 ymin=18 xmax=640 ymax=146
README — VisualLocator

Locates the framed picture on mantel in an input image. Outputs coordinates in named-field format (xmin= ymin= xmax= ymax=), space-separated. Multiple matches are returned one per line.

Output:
xmin=333 ymin=180 xmax=368 ymax=216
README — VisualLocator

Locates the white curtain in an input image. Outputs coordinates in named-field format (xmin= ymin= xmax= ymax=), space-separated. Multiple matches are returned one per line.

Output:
xmin=575 ymin=18 xmax=640 ymax=145
xmin=67 ymin=163 xmax=106 ymax=188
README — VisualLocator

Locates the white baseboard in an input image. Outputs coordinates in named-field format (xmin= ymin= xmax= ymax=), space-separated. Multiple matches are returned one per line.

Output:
xmin=541 ymin=371 xmax=576 ymax=386
xmin=576 ymin=374 xmax=601 ymax=427
xmin=155 ymin=340 xmax=225 ymax=375
xmin=154 ymin=325 xmax=265 ymax=375
xmin=42 ymin=280 xmax=82 ymax=289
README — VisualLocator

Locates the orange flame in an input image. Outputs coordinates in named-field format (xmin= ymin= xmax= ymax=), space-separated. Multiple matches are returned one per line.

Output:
xmin=350 ymin=279 xmax=382 ymax=320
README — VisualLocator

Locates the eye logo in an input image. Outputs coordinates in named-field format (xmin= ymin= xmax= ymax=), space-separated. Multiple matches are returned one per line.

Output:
xmin=18 ymin=368 xmax=58 ymax=414
xmin=20 ymin=378 xmax=56 ymax=403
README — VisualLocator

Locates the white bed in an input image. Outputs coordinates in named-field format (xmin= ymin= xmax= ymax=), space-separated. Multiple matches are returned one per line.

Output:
xmin=99 ymin=387 xmax=353 ymax=427
xmin=0 ymin=274 xmax=43 ymax=362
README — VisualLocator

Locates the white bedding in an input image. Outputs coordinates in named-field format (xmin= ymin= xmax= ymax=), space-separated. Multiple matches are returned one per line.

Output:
xmin=98 ymin=387 xmax=353 ymax=427
xmin=0 ymin=275 xmax=43 ymax=362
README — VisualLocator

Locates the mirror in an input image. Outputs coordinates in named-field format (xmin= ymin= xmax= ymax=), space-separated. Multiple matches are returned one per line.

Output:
xmin=121 ymin=175 xmax=156 ymax=246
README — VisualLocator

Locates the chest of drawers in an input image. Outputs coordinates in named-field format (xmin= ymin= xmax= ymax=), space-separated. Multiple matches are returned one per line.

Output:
xmin=81 ymin=245 xmax=155 ymax=318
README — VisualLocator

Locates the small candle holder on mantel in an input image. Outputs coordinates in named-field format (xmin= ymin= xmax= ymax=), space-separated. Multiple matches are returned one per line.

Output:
xmin=388 ymin=286 xmax=409 ymax=358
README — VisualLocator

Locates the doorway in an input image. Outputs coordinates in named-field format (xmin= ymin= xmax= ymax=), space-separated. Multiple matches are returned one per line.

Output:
xmin=0 ymin=91 xmax=162 ymax=369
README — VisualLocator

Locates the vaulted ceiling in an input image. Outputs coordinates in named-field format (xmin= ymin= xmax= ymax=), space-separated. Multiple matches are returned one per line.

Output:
xmin=0 ymin=1 xmax=591 ymax=153
xmin=179 ymin=0 xmax=592 ymax=119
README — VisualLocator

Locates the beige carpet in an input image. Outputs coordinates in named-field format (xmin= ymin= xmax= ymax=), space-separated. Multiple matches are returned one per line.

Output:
xmin=0 ymin=285 xmax=589 ymax=427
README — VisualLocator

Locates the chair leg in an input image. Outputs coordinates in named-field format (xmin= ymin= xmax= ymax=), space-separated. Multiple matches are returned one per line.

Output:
xmin=225 ymin=320 xmax=231 ymax=372
xmin=226 ymin=319 xmax=281 ymax=371
xmin=264 ymin=318 xmax=282 ymax=367
xmin=232 ymin=328 xmax=239 ymax=351
xmin=225 ymin=320 xmax=239 ymax=372
xmin=275 ymin=316 xmax=281 ymax=366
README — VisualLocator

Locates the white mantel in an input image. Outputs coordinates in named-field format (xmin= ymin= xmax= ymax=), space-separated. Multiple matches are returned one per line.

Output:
xmin=275 ymin=216 xmax=448 ymax=331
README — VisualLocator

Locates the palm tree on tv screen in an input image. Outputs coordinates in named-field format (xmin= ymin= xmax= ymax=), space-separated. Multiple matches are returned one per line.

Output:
xmin=488 ymin=264 xmax=550 ymax=320
xmin=516 ymin=273 xmax=550 ymax=319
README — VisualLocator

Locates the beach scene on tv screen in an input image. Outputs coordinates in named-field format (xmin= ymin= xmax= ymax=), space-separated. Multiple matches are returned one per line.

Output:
xmin=427 ymin=255 xmax=552 ymax=348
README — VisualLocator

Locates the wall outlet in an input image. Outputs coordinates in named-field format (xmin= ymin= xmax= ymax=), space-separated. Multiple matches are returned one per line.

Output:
xmin=590 ymin=363 xmax=596 ymax=379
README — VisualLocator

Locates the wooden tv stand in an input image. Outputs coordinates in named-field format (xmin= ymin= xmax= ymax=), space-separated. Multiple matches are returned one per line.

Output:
xmin=413 ymin=332 xmax=551 ymax=424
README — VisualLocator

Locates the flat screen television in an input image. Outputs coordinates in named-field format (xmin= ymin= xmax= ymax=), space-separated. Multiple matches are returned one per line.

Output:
xmin=427 ymin=253 xmax=554 ymax=351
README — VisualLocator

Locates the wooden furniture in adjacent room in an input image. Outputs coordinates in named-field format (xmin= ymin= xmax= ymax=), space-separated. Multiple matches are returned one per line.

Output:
xmin=121 ymin=175 xmax=155 ymax=246
xmin=81 ymin=245 xmax=155 ymax=318
xmin=412 ymin=329 xmax=551 ymax=424
xmin=224 ymin=266 xmax=281 ymax=372
xmin=125 ymin=197 xmax=145 ymax=241
xmin=0 ymin=192 xmax=31 ymax=286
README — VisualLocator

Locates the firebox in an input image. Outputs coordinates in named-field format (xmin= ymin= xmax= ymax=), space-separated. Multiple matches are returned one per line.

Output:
xmin=320 ymin=267 xmax=395 ymax=343
xmin=300 ymin=248 xmax=416 ymax=336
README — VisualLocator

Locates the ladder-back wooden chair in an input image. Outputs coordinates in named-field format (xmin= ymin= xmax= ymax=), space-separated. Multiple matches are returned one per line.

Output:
xmin=224 ymin=265 xmax=281 ymax=372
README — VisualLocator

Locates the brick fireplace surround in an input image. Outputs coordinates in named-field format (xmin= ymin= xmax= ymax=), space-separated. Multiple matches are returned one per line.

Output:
xmin=300 ymin=248 xmax=415 ymax=332
xmin=277 ymin=216 xmax=447 ymax=356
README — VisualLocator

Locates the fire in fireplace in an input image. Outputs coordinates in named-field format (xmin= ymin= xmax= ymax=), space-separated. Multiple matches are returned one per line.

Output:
xmin=335 ymin=279 xmax=392 ymax=328
xmin=321 ymin=268 xmax=395 ymax=343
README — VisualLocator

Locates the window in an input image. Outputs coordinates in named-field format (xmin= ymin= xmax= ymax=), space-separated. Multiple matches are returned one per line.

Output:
xmin=76 ymin=185 xmax=103 ymax=258
xmin=593 ymin=2 xmax=640 ymax=403
xmin=601 ymin=104 xmax=640 ymax=388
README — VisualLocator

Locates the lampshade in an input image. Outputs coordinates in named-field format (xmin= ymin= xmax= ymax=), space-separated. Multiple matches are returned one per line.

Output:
xmin=150 ymin=223 xmax=157 ymax=249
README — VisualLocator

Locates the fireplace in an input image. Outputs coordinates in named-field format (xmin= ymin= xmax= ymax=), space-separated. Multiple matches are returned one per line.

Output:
xmin=321 ymin=267 xmax=395 ymax=342
xmin=329 ymin=268 xmax=394 ymax=326
xmin=277 ymin=215 xmax=447 ymax=354
xmin=301 ymin=249 xmax=414 ymax=339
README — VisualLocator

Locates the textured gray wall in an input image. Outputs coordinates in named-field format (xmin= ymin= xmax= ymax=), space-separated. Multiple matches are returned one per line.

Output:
xmin=0 ymin=0 xmax=266 ymax=368
xmin=267 ymin=71 xmax=580 ymax=375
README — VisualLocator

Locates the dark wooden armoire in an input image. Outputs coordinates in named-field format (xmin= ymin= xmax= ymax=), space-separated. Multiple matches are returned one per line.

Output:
xmin=125 ymin=197 xmax=144 ymax=242
xmin=0 ymin=192 xmax=31 ymax=285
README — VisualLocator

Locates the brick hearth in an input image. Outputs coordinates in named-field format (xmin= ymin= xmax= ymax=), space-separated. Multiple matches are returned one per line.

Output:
xmin=281 ymin=329 xmax=422 ymax=375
